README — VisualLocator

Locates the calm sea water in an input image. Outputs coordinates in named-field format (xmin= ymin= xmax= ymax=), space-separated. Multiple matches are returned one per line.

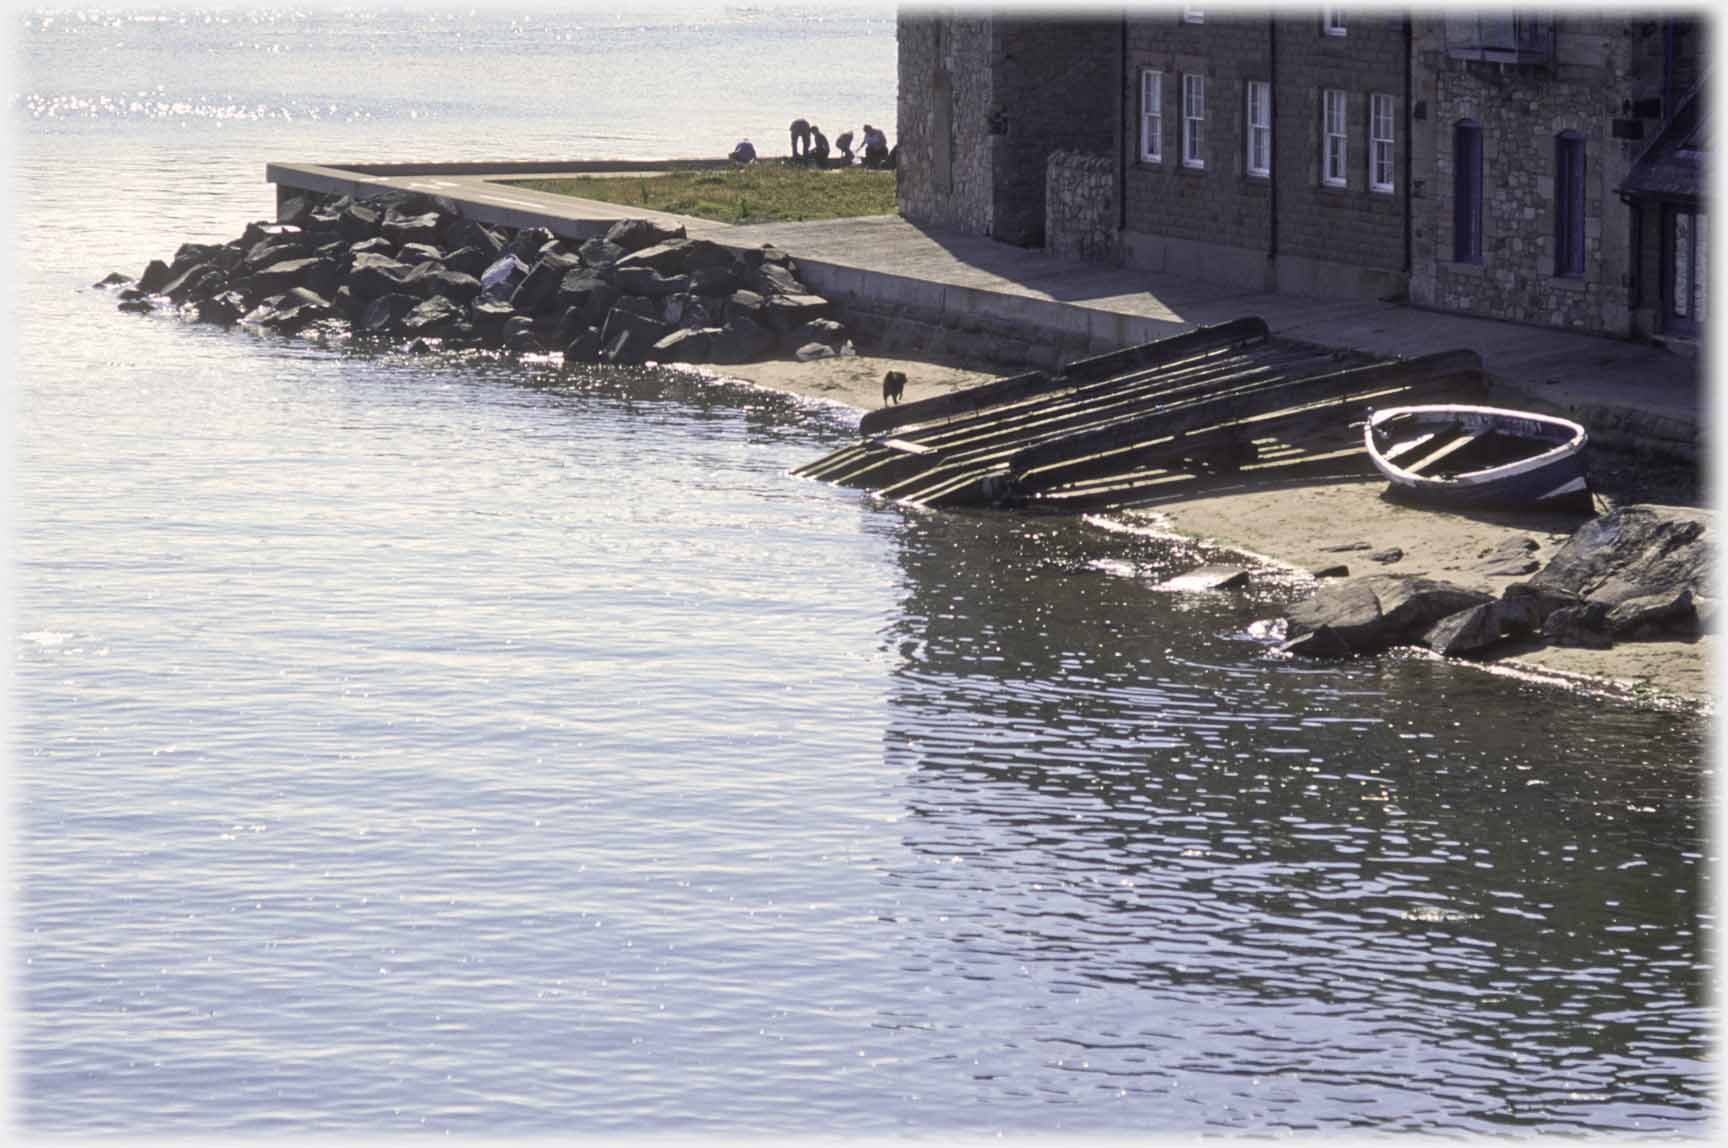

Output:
xmin=10 ymin=6 xmax=1714 ymax=1137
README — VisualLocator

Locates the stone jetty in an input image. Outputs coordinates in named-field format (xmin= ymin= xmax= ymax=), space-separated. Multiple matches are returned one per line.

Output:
xmin=102 ymin=188 xmax=854 ymax=366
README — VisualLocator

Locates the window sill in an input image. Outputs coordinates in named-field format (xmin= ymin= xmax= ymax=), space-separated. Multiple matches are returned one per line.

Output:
xmin=1444 ymin=260 xmax=1487 ymax=277
xmin=1370 ymin=185 xmax=1395 ymax=196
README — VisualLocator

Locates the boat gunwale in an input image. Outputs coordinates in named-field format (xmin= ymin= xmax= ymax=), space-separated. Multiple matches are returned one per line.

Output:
xmin=1365 ymin=403 xmax=1587 ymax=488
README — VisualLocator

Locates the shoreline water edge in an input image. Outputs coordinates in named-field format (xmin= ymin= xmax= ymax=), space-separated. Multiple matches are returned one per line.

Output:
xmin=711 ymin=354 xmax=1710 ymax=709
xmin=103 ymin=191 xmax=1709 ymax=710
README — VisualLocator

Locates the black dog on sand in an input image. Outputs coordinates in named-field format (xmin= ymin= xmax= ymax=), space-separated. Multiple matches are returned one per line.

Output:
xmin=881 ymin=370 xmax=907 ymax=405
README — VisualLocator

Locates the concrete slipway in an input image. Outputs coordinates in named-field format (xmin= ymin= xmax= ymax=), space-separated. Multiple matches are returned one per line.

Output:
xmin=267 ymin=160 xmax=1707 ymax=464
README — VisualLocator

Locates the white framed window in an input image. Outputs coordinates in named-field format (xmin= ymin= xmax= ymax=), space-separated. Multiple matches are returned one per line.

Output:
xmin=1323 ymin=7 xmax=1347 ymax=37
xmin=1323 ymin=88 xmax=1348 ymax=187
xmin=1140 ymin=69 xmax=1163 ymax=163
xmin=1183 ymin=73 xmax=1206 ymax=169
xmin=1246 ymin=80 xmax=1271 ymax=177
xmin=1183 ymin=6 xmax=1204 ymax=24
xmin=1370 ymin=92 xmax=1395 ymax=193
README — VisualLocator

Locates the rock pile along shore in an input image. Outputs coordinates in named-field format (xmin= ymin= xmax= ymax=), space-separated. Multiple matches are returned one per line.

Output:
xmin=1273 ymin=504 xmax=1711 ymax=662
xmin=101 ymin=188 xmax=854 ymax=367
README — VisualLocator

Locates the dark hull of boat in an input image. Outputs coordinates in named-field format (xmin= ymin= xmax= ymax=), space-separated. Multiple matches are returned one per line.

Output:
xmin=1366 ymin=405 xmax=1592 ymax=511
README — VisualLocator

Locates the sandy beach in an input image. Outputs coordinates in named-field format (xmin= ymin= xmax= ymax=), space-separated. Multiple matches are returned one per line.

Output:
xmin=713 ymin=353 xmax=1711 ymax=706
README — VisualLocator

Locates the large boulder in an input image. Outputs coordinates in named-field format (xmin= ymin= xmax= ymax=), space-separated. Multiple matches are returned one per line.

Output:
xmin=447 ymin=219 xmax=505 ymax=259
xmin=467 ymin=297 xmax=518 ymax=336
xmin=1282 ymin=575 xmax=1495 ymax=657
xmin=750 ymin=261 xmax=805 ymax=296
xmin=248 ymin=256 xmax=322 ymax=297
xmin=501 ymin=315 xmax=542 ymax=352
xmin=337 ymin=202 xmax=382 ymax=242
xmin=662 ymin=293 xmax=717 ymax=330
xmin=724 ymin=288 xmax=767 ymax=324
xmin=709 ymin=314 xmax=777 ymax=364
xmin=192 ymin=289 xmax=249 ymax=326
xmin=169 ymin=241 xmax=229 ymax=274
xmin=479 ymin=254 xmax=531 ymax=301
xmin=614 ymin=237 xmax=733 ymax=276
xmin=277 ymin=195 xmax=316 ymax=227
xmin=562 ymin=325 xmax=604 ymax=363
xmin=443 ymin=245 xmax=493 ymax=279
xmin=137 ymin=259 xmax=173 ymax=294
xmin=396 ymin=265 xmax=480 ymax=304
xmin=1606 ymin=588 xmax=1698 ymax=639
xmin=380 ymin=209 xmax=443 ymax=247
xmin=1422 ymin=602 xmax=1508 ymax=657
xmin=241 ymin=219 xmax=303 ymax=246
xmin=1533 ymin=505 xmax=1711 ymax=609
xmin=358 ymin=292 xmax=423 ymax=336
xmin=557 ymin=271 xmax=620 ymax=325
xmin=511 ymin=253 xmax=584 ymax=314
xmin=599 ymin=302 xmax=671 ymax=361
xmin=1542 ymin=601 xmax=1614 ymax=648
xmin=346 ymin=252 xmax=416 ymax=300
xmin=689 ymin=264 xmax=740 ymax=296
xmin=396 ymin=242 xmax=444 ymax=266
xmin=160 ymin=263 xmax=226 ymax=303
xmin=605 ymin=218 xmax=686 ymax=253
xmin=399 ymin=294 xmax=464 ymax=336
xmin=348 ymin=236 xmax=395 ymax=259
xmin=241 ymin=287 xmax=336 ymax=333
xmin=578 ymin=237 xmax=627 ymax=269
xmin=245 ymin=236 xmax=310 ymax=270
xmin=1498 ymin=581 xmax=1583 ymax=637
xmin=652 ymin=326 xmax=720 ymax=363
xmin=612 ymin=266 xmax=690 ymax=298
xmin=505 ymin=226 xmax=557 ymax=263
xmin=761 ymin=292 xmax=830 ymax=333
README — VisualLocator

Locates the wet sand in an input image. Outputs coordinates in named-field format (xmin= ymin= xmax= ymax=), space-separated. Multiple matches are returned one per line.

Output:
xmin=710 ymin=354 xmax=1711 ymax=706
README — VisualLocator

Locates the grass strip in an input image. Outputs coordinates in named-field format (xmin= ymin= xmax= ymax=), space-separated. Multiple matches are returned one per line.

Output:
xmin=505 ymin=163 xmax=897 ymax=225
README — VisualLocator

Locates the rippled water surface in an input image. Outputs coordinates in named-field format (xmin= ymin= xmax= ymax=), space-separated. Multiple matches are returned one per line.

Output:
xmin=11 ymin=6 xmax=1714 ymax=1138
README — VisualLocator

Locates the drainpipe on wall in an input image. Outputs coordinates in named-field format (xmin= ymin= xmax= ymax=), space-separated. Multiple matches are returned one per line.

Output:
xmin=1622 ymin=192 xmax=1642 ymax=310
xmin=1118 ymin=13 xmax=1129 ymax=237
xmin=1402 ymin=14 xmax=1413 ymax=277
xmin=1267 ymin=14 xmax=1278 ymax=270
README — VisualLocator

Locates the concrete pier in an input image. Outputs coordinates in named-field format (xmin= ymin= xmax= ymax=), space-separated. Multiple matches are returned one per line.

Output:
xmin=267 ymin=160 xmax=1705 ymax=461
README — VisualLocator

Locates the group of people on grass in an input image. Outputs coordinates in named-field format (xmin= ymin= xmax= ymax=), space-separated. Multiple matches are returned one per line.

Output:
xmin=727 ymin=119 xmax=894 ymax=169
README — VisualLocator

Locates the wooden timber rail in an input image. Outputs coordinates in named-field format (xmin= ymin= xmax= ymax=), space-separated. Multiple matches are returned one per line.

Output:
xmin=792 ymin=318 xmax=1487 ymax=512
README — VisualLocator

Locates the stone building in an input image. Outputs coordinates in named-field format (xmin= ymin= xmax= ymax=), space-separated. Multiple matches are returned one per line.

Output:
xmin=896 ymin=15 xmax=1117 ymax=245
xmin=895 ymin=7 xmax=1707 ymax=344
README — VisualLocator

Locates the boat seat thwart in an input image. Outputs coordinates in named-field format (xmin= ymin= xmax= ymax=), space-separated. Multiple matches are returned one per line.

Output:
xmin=1400 ymin=431 xmax=1480 ymax=475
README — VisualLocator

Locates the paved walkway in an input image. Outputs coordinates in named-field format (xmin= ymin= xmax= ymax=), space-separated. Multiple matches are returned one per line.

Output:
xmin=267 ymin=162 xmax=1706 ymax=459
xmin=726 ymin=217 xmax=1704 ymax=459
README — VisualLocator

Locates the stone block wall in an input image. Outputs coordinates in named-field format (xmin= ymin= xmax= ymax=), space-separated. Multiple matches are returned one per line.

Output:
xmin=1409 ymin=15 xmax=1642 ymax=336
xmin=1270 ymin=12 xmax=1407 ymax=277
xmin=897 ymin=13 xmax=1117 ymax=247
xmin=896 ymin=14 xmax=997 ymax=236
xmin=1118 ymin=10 xmax=1409 ymax=298
xmin=991 ymin=18 xmax=1119 ymax=246
xmin=1046 ymin=151 xmax=1119 ymax=263
xmin=1121 ymin=11 xmax=1270 ymax=257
